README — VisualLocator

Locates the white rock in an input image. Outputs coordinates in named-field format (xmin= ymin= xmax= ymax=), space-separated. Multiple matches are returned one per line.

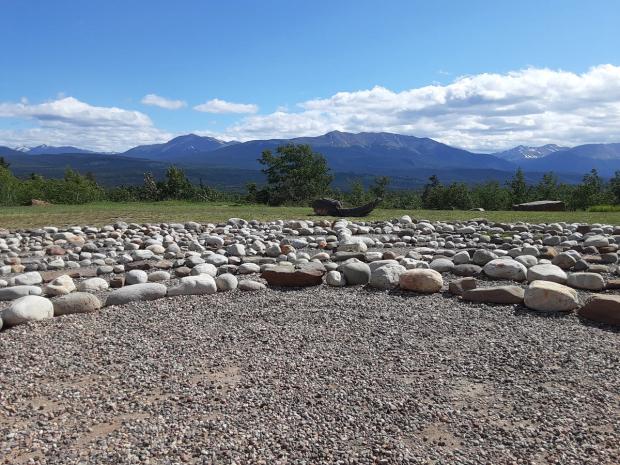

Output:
xmin=567 ymin=272 xmax=606 ymax=291
xmin=238 ymin=280 xmax=266 ymax=291
xmin=105 ymin=283 xmax=167 ymax=306
xmin=0 ymin=285 xmax=43 ymax=301
xmin=325 ymin=270 xmax=346 ymax=287
xmin=167 ymin=275 xmax=217 ymax=296
xmin=1 ymin=295 xmax=53 ymax=326
xmin=430 ymin=258 xmax=454 ymax=273
xmin=8 ymin=271 xmax=42 ymax=286
xmin=43 ymin=274 xmax=76 ymax=296
xmin=369 ymin=264 xmax=406 ymax=289
xmin=205 ymin=254 xmax=228 ymax=266
xmin=190 ymin=263 xmax=218 ymax=277
xmin=78 ymin=277 xmax=109 ymax=292
xmin=483 ymin=258 xmax=527 ymax=281
xmin=125 ymin=269 xmax=148 ymax=285
xmin=524 ymin=280 xmax=580 ymax=312
xmin=148 ymin=271 xmax=171 ymax=282
xmin=526 ymin=264 xmax=567 ymax=284
xmin=216 ymin=273 xmax=238 ymax=291
xmin=238 ymin=263 xmax=261 ymax=274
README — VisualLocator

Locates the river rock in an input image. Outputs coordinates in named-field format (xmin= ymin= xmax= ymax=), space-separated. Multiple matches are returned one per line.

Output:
xmin=238 ymin=280 xmax=266 ymax=291
xmin=125 ymin=269 xmax=148 ymax=285
xmin=566 ymin=272 xmax=605 ymax=291
xmin=462 ymin=286 xmax=524 ymax=304
xmin=43 ymin=274 xmax=76 ymax=296
xmin=526 ymin=264 xmax=567 ymax=284
xmin=53 ymin=292 xmax=102 ymax=316
xmin=1 ymin=295 xmax=53 ymax=326
xmin=77 ymin=277 xmax=109 ymax=292
xmin=340 ymin=261 xmax=371 ymax=285
xmin=106 ymin=283 xmax=167 ymax=306
xmin=483 ymin=259 xmax=527 ymax=281
xmin=369 ymin=264 xmax=406 ymax=289
xmin=0 ymin=285 xmax=43 ymax=301
xmin=524 ymin=281 xmax=580 ymax=312
xmin=216 ymin=273 xmax=238 ymax=291
xmin=578 ymin=295 xmax=620 ymax=326
xmin=325 ymin=270 xmax=346 ymax=287
xmin=399 ymin=269 xmax=443 ymax=293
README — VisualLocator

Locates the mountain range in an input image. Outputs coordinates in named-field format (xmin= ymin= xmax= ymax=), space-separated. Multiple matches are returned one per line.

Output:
xmin=2 ymin=131 xmax=620 ymax=189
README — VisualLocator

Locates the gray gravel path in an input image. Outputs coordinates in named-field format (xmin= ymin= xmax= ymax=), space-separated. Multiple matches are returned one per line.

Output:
xmin=1 ymin=287 xmax=619 ymax=464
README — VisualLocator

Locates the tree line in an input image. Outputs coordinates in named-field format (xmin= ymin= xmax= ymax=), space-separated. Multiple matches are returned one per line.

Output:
xmin=2 ymin=144 xmax=620 ymax=210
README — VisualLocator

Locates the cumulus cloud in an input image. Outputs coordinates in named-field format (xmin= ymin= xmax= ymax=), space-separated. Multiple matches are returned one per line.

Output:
xmin=141 ymin=94 xmax=186 ymax=110
xmin=0 ymin=96 xmax=171 ymax=151
xmin=194 ymin=98 xmax=258 ymax=114
xmin=218 ymin=64 xmax=620 ymax=151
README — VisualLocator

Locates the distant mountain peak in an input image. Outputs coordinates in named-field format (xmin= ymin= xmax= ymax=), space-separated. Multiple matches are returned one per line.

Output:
xmin=494 ymin=144 xmax=568 ymax=162
xmin=13 ymin=144 xmax=95 ymax=155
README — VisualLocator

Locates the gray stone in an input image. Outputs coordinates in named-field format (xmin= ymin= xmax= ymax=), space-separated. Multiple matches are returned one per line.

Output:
xmin=369 ymin=264 xmax=406 ymax=289
xmin=483 ymin=258 xmax=527 ymax=281
xmin=524 ymin=281 xmax=580 ymax=312
xmin=106 ymin=283 xmax=167 ymax=306
xmin=1 ymin=295 xmax=53 ymax=326
xmin=125 ymin=269 xmax=148 ymax=285
xmin=216 ymin=273 xmax=238 ymax=291
xmin=238 ymin=280 xmax=266 ymax=291
xmin=325 ymin=270 xmax=346 ymax=287
xmin=462 ymin=286 xmax=524 ymax=304
xmin=567 ymin=272 xmax=605 ymax=291
xmin=0 ymin=285 xmax=43 ymax=301
xmin=77 ymin=277 xmax=109 ymax=292
xmin=526 ymin=264 xmax=567 ymax=284
xmin=167 ymin=275 xmax=217 ymax=296
xmin=340 ymin=261 xmax=371 ymax=285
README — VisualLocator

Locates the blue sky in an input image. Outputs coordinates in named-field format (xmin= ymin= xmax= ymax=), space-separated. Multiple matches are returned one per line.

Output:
xmin=1 ymin=0 xmax=620 ymax=152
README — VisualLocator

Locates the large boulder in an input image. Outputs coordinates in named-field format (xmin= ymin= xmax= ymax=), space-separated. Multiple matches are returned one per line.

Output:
xmin=526 ymin=264 xmax=567 ymax=284
xmin=369 ymin=264 xmax=406 ymax=290
xmin=53 ymin=293 xmax=102 ymax=316
xmin=216 ymin=273 xmax=238 ymax=292
xmin=524 ymin=281 xmax=580 ymax=312
xmin=1 ymin=295 xmax=53 ymax=327
xmin=462 ymin=286 xmax=524 ymax=304
xmin=105 ymin=283 xmax=167 ymax=306
xmin=0 ymin=285 xmax=43 ymax=301
xmin=167 ymin=275 xmax=217 ymax=296
xmin=578 ymin=295 xmax=620 ymax=326
xmin=483 ymin=259 xmax=527 ymax=281
xmin=399 ymin=269 xmax=443 ymax=293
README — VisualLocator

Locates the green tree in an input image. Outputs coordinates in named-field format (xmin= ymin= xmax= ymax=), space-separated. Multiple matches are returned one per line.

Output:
xmin=142 ymin=172 xmax=160 ymax=201
xmin=609 ymin=171 xmax=620 ymax=204
xmin=162 ymin=165 xmax=194 ymax=200
xmin=258 ymin=144 xmax=332 ymax=205
xmin=421 ymin=175 xmax=441 ymax=208
xmin=571 ymin=169 xmax=605 ymax=210
xmin=0 ymin=156 xmax=9 ymax=169
xmin=348 ymin=179 xmax=367 ymax=205
xmin=444 ymin=182 xmax=473 ymax=210
xmin=370 ymin=176 xmax=390 ymax=198
xmin=534 ymin=172 xmax=560 ymax=200
xmin=508 ymin=168 xmax=528 ymax=205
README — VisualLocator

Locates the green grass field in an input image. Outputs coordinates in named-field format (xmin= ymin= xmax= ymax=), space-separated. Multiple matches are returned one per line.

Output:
xmin=1 ymin=201 xmax=620 ymax=229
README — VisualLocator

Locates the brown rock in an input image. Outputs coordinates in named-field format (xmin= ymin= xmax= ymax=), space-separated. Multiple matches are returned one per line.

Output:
xmin=40 ymin=268 xmax=97 ymax=283
xmin=606 ymin=279 xmax=620 ymax=290
xmin=598 ymin=245 xmax=619 ymax=254
xmin=280 ymin=244 xmax=295 ymax=255
xmin=31 ymin=198 xmax=51 ymax=206
xmin=579 ymin=295 xmax=620 ymax=326
xmin=261 ymin=264 xmax=325 ymax=287
xmin=540 ymin=246 xmax=558 ymax=259
xmin=109 ymin=276 xmax=125 ymax=288
xmin=46 ymin=246 xmax=66 ymax=256
xmin=175 ymin=266 xmax=192 ymax=278
xmin=382 ymin=251 xmax=398 ymax=260
xmin=448 ymin=277 xmax=477 ymax=296
xmin=126 ymin=260 xmax=153 ymax=271
xmin=462 ymin=286 xmax=525 ymax=304
xmin=154 ymin=260 xmax=173 ymax=269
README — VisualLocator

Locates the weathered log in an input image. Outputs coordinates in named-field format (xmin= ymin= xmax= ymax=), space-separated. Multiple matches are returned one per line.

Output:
xmin=512 ymin=200 xmax=565 ymax=211
xmin=312 ymin=198 xmax=381 ymax=217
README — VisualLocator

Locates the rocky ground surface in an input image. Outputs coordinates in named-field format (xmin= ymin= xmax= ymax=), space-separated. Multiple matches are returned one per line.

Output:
xmin=1 ymin=286 xmax=619 ymax=465
xmin=1 ymin=216 xmax=620 ymax=463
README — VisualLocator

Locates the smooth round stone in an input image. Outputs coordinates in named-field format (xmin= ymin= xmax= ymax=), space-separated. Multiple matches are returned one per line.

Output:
xmin=53 ymin=292 xmax=102 ymax=316
xmin=238 ymin=280 xmax=266 ymax=291
xmin=125 ymin=269 xmax=148 ymax=285
xmin=8 ymin=271 xmax=42 ymax=286
xmin=567 ymin=272 xmax=605 ymax=291
xmin=473 ymin=249 xmax=498 ymax=266
xmin=453 ymin=264 xmax=482 ymax=277
xmin=452 ymin=251 xmax=470 ymax=265
xmin=429 ymin=258 xmax=454 ymax=273
xmin=524 ymin=281 xmax=580 ymax=312
xmin=514 ymin=255 xmax=538 ymax=268
xmin=584 ymin=235 xmax=609 ymax=247
xmin=216 ymin=273 xmax=238 ymax=291
xmin=148 ymin=271 xmax=171 ymax=282
xmin=237 ymin=263 xmax=260 ymax=274
xmin=206 ymin=254 xmax=228 ymax=266
xmin=483 ymin=259 xmax=527 ymax=281
xmin=105 ymin=283 xmax=167 ymax=306
xmin=1 ymin=295 xmax=53 ymax=326
xmin=167 ymin=275 xmax=217 ymax=296
xmin=526 ymin=264 xmax=567 ymax=284
xmin=190 ymin=263 xmax=218 ymax=277
xmin=399 ymin=269 xmax=443 ymax=293
xmin=78 ymin=277 xmax=109 ymax=292
xmin=0 ymin=285 xmax=43 ymax=301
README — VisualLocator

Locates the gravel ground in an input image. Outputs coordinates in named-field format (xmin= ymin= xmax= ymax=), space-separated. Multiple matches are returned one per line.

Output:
xmin=1 ymin=287 xmax=619 ymax=465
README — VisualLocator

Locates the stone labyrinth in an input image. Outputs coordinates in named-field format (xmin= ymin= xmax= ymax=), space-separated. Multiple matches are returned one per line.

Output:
xmin=1 ymin=215 xmax=620 ymax=329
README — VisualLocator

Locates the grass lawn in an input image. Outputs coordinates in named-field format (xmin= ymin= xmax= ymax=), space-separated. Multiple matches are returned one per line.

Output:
xmin=1 ymin=201 xmax=620 ymax=229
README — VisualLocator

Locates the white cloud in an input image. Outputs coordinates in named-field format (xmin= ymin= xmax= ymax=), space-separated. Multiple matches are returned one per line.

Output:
xmin=194 ymin=98 xmax=258 ymax=114
xmin=0 ymin=96 xmax=171 ymax=151
xmin=141 ymin=94 xmax=186 ymax=110
xmin=216 ymin=64 xmax=620 ymax=151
